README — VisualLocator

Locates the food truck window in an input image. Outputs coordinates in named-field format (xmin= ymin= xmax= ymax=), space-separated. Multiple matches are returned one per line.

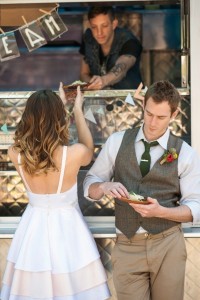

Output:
xmin=0 ymin=1 xmax=183 ymax=91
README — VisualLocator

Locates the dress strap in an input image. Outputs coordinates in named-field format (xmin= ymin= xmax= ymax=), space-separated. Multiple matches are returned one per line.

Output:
xmin=17 ymin=153 xmax=32 ymax=192
xmin=56 ymin=146 xmax=67 ymax=194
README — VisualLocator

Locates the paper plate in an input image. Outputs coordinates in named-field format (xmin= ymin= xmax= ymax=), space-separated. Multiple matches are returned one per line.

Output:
xmin=119 ymin=197 xmax=149 ymax=205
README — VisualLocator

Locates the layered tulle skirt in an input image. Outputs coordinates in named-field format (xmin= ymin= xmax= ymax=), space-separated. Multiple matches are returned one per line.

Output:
xmin=1 ymin=190 xmax=110 ymax=299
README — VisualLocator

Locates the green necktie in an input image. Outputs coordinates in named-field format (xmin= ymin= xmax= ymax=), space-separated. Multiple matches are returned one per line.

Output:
xmin=140 ymin=140 xmax=159 ymax=177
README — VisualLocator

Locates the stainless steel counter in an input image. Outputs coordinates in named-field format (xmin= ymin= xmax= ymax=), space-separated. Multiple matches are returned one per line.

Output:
xmin=1 ymin=216 xmax=200 ymax=238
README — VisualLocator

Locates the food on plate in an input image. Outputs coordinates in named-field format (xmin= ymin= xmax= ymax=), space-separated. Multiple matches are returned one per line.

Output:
xmin=129 ymin=191 xmax=146 ymax=202
xmin=119 ymin=191 xmax=148 ymax=204
xmin=63 ymin=81 xmax=90 ymax=102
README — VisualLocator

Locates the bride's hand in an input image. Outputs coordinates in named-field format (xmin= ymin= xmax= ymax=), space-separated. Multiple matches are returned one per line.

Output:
xmin=59 ymin=82 xmax=67 ymax=105
xmin=74 ymin=86 xmax=84 ymax=110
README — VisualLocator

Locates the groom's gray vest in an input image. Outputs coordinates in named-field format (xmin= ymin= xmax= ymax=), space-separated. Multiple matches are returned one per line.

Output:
xmin=114 ymin=127 xmax=183 ymax=238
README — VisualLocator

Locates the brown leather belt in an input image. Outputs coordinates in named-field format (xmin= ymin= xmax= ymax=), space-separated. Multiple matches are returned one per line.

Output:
xmin=117 ymin=225 xmax=182 ymax=242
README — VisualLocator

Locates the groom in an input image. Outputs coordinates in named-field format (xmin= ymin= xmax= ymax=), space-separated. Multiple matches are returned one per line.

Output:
xmin=83 ymin=80 xmax=200 ymax=300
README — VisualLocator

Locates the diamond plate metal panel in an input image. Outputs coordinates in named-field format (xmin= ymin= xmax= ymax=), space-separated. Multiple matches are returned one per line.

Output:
xmin=0 ymin=239 xmax=12 ymax=285
xmin=0 ymin=91 xmax=190 ymax=216
xmin=0 ymin=175 xmax=28 ymax=216
xmin=1 ymin=237 xmax=200 ymax=299
xmin=83 ymin=97 xmax=143 ymax=145
xmin=95 ymin=238 xmax=117 ymax=300
xmin=0 ymin=98 xmax=27 ymax=128
xmin=184 ymin=238 xmax=200 ymax=300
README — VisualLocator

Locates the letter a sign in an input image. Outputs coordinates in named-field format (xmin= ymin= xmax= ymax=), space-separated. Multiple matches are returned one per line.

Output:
xmin=19 ymin=21 xmax=47 ymax=52
xmin=40 ymin=11 xmax=68 ymax=40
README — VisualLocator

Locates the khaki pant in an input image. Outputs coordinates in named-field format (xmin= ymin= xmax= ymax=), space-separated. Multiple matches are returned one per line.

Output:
xmin=111 ymin=225 xmax=187 ymax=300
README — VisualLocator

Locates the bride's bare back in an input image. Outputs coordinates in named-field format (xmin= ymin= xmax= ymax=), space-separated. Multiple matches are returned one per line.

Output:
xmin=9 ymin=143 xmax=92 ymax=195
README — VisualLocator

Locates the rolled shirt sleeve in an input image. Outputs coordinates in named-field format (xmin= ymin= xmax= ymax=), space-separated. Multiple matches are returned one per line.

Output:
xmin=83 ymin=131 xmax=125 ymax=200
xmin=179 ymin=142 xmax=200 ymax=223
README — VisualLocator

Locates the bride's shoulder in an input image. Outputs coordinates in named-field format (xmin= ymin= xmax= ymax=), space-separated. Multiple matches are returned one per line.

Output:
xmin=68 ymin=143 xmax=88 ymax=153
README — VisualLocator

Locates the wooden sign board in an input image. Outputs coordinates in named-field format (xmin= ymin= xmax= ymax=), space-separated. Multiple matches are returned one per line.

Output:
xmin=0 ymin=4 xmax=57 ymax=26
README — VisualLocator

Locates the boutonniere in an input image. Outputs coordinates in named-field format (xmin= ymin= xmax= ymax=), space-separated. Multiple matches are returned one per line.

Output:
xmin=160 ymin=148 xmax=178 ymax=165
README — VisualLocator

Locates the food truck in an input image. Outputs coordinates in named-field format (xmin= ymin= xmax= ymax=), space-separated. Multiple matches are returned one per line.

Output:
xmin=0 ymin=1 xmax=200 ymax=299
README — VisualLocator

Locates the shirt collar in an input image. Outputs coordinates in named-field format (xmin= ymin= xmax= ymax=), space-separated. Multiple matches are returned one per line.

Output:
xmin=136 ymin=125 xmax=170 ymax=150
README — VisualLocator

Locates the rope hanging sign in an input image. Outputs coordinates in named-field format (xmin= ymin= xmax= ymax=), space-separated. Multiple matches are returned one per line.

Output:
xmin=0 ymin=4 xmax=68 ymax=62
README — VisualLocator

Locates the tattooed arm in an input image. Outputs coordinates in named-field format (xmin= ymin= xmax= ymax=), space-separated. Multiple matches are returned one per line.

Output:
xmin=88 ymin=55 xmax=136 ymax=90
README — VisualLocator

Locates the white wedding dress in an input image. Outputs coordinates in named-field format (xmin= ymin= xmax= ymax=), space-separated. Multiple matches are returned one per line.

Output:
xmin=1 ymin=146 xmax=110 ymax=300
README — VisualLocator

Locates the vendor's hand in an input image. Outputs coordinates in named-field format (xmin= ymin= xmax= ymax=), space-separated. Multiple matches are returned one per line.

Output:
xmin=129 ymin=197 xmax=162 ymax=218
xmin=99 ymin=182 xmax=129 ymax=199
xmin=59 ymin=82 xmax=67 ymax=105
xmin=88 ymin=75 xmax=106 ymax=90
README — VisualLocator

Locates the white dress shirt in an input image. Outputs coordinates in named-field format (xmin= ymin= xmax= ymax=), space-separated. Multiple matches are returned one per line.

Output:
xmin=84 ymin=126 xmax=200 ymax=224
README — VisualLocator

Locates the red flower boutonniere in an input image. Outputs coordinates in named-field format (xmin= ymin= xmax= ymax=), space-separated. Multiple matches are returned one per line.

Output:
xmin=160 ymin=148 xmax=178 ymax=165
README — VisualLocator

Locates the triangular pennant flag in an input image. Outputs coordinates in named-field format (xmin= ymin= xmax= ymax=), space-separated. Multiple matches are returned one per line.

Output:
xmin=84 ymin=108 xmax=97 ymax=124
xmin=125 ymin=92 xmax=135 ymax=106
xmin=40 ymin=11 xmax=68 ymax=41
xmin=0 ymin=32 xmax=20 ymax=62
xmin=19 ymin=21 xmax=47 ymax=52
xmin=0 ymin=123 xmax=9 ymax=134
xmin=96 ymin=106 xmax=104 ymax=115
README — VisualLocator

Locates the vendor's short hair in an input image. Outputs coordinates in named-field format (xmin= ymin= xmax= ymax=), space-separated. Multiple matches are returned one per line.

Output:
xmin=88 ymin=6 xmax=116 ymax=21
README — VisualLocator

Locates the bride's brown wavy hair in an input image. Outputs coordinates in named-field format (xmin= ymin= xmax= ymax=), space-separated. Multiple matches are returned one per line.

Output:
xmin=14 ymin=90 xmax=69 ymax=175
